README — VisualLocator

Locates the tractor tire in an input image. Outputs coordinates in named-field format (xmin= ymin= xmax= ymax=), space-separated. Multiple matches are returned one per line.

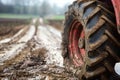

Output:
xmin=62 ymin=0 xmax=120 ymax=80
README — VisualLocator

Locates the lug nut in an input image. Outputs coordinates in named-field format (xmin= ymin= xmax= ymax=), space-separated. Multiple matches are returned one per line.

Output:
xmin=78 ymin=38 xmax=85 ymax=48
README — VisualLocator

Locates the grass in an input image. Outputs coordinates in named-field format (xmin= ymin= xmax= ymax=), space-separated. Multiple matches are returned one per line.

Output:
xmin=50 ymin=15 xmax=65 ymax=20
xmin=0 ymin=13 xmax=39 ymax=19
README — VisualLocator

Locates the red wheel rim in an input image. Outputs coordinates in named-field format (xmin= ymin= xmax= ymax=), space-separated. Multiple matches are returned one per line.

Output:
xmin=69 ymin=19 xmax=85 ymax=67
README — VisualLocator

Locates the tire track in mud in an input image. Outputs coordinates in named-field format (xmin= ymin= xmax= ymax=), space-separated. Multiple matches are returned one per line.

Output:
xmin=37 ymin=25 xmax=63 ymax=67
xmin=0 ymin=26 xmax=28 ymax=44
xmin=0 ymin=27 xmax=29 ymax=58
xmin=0 ymin=25 xmax=35 ymax=65
xmin=0 ymin=19 xmax=79 ymax=80
xmin=0 ymin=19 xmax=37 ymax=68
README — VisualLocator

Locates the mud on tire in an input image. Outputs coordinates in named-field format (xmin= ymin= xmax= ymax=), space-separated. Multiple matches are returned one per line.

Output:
xmin=62 ymin=0 xmax=120 ymax=80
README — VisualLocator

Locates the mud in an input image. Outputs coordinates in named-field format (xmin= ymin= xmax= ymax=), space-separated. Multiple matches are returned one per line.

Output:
xmin=0 ymin=19 xmax=78 ymax=80
xmin=0 ymin=25 xmax=27 ymax=40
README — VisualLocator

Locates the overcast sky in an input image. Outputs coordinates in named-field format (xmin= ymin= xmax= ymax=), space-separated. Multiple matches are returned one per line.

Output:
xmin=49 ymin=0 xmax=74 ymax=7
xmin=1 ymin=0 xmax=75 ymax=7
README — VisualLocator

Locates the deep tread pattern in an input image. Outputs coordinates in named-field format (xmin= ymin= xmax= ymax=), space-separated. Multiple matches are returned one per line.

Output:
xmin=62 ymin=0 xmax=120 ymax=80
xmin=87 ymin=18 xmax=105 ymax=37
xmin=98 ymin=5 xmax=114 ymax=17
xmin=101 ymin=15 xmax=116 ymax=27
xmin=89 ymin=35 xmax=108 ymax=51
xmin=105 ymin=30 xmax=120 ymax=47
xmin=106 ymin=46 xmax=120 ymax=62
xmin=84 ymin=67 xmax=106 ymax=79
xmin=82 ymin=1 xmax=96 ymax=12
xmin=87 ymin=51 xmax=108 ymax=67
xmin=104 ymin=60 xmax=114 ymax=73
xmin=84 ymin=0 xmax=120 ymax=79
xmin=86 ymin=7 xmax=101 ymax=23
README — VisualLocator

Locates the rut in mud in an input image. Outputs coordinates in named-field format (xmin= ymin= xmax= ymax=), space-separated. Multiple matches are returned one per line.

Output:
xmin=0 ymin=19 xmax=78 ymax=80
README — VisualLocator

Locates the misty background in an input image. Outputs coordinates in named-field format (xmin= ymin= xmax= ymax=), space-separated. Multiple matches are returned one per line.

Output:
xmin=0 ymin=0 xmax=73 ymax=18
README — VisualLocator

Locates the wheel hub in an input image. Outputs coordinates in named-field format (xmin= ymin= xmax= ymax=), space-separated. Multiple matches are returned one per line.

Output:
xmin=69 ymin=19 xmax=85 ymax=67
xmin=78 ymin=38 xmax=85 ymax=48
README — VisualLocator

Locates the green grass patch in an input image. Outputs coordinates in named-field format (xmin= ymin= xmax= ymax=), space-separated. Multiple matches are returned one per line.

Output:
xmin=0 ymin=13 xmax=39 ymax=19
xmin=50 ymin=15 xmax=65 ymax=20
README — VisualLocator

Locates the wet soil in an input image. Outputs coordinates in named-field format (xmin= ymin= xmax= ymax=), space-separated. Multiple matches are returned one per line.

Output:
xmin=0 ymin=19 xmax=78 ymax=80
xmin=0 ymin=25 xmax=27 ymax=40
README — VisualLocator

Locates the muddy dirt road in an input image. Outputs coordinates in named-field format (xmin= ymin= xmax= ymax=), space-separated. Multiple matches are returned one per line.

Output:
xmin=0 ymin=19 xmax=78 ymax=80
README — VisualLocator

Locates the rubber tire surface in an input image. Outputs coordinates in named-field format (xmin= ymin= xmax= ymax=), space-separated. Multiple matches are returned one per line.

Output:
xmin=62 ymin=0 xmax=120 ymax=80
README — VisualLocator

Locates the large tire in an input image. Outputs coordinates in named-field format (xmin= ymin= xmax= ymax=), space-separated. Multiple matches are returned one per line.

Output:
xmin=62 ymin=0 xmax=120 ymax=80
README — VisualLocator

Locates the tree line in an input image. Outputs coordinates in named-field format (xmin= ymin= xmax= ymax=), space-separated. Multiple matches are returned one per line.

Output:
xmin=0 ymin=0 xmax=68 ymax=17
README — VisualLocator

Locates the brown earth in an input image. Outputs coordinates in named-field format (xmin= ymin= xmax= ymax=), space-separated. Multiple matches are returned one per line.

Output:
xmin=0 ymin=19 xmax=78 ymax=80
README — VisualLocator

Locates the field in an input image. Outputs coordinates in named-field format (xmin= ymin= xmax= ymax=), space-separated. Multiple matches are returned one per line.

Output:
xmin=44 ymin=15 xmax=64 ymax=31
xmin=0 ymin=18 xmax=30 ymax=40
xmin=0 ymin=13 xmax=39 ymax=19
xmin=0 ymin=19 xmax=78 ymax=80
xmin=51 ymin=15 xmax=64 ymax=20
xmin=48 ymin=15 xmax=65 ymax=20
